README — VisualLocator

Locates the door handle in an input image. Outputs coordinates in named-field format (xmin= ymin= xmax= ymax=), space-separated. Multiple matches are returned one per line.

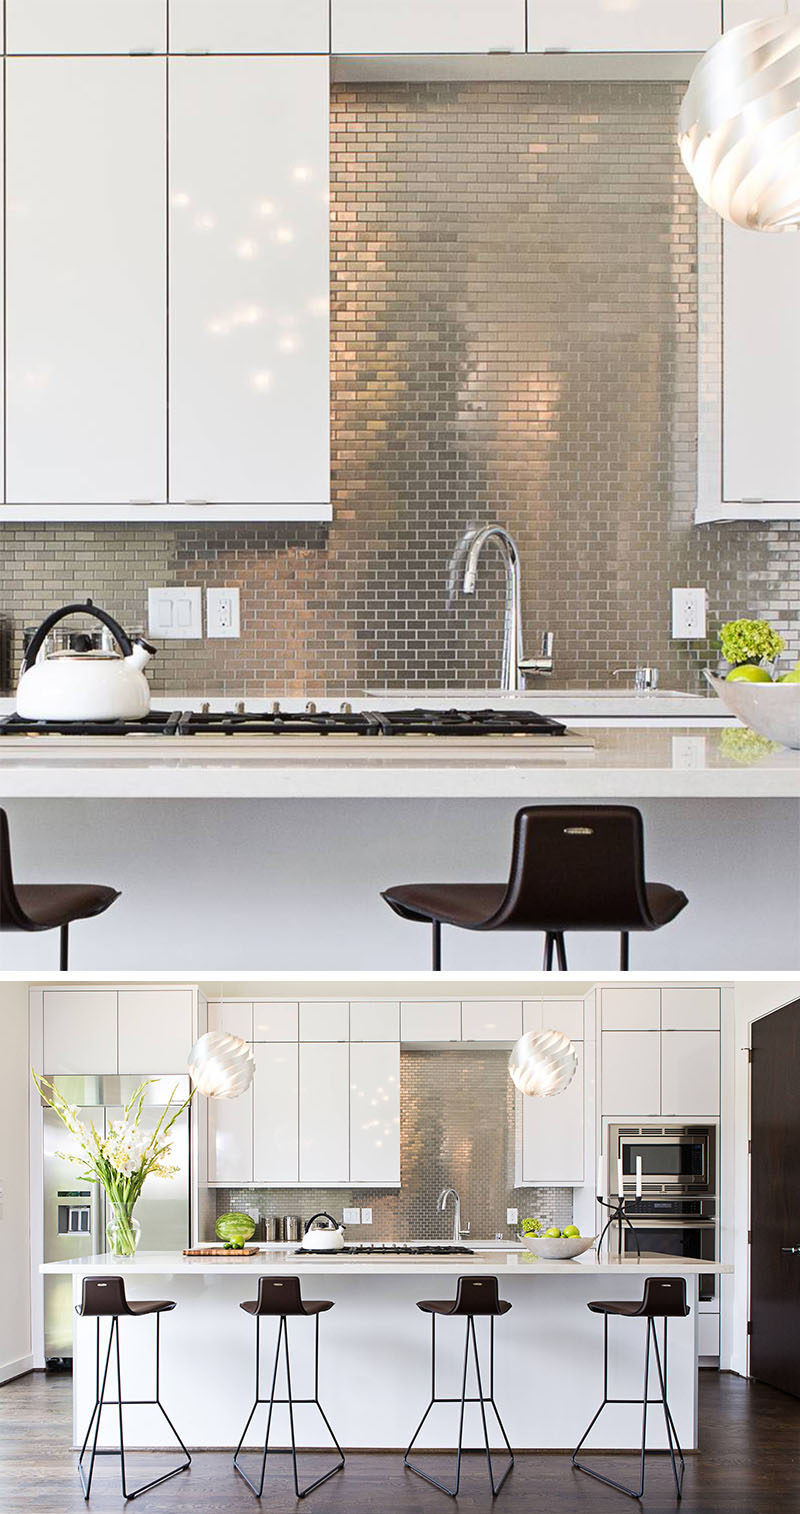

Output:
xmin=781 ymin=1246 xmax=800 ymax=1254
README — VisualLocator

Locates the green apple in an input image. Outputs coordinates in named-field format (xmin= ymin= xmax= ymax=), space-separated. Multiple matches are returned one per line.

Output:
xmin=562 ymin=1225 xmax=581 ymax=1238
xmin=779 ymin=669 xmax=800 ymax=683
xmin=544 ymin=1227 xmax=562 ymax=1239
xmin=726 ymin=665 xmax=772 ymax=683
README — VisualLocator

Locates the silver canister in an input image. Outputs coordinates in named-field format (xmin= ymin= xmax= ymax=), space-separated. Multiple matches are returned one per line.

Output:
xmin=264 ymin=1217 xmax=281 ymax=1243
xmin=283 ymin=1215 xmax=302 ymax=1243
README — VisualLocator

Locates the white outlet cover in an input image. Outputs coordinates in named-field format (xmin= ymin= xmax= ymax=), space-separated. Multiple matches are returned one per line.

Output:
xmin=506 ymin=1207 xmax=519 ymax=1226
xmin=148 ymin=587 xmax=202 ymax=640
xmin=207 ymin=586 xmax=241 ymax=639
xmin=361 ymin=1207 xmax=373 ymax=1225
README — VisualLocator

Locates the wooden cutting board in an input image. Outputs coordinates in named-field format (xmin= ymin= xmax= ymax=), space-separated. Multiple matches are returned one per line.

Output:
xmin=182 ymin=1246 xmax=260 ymax=1258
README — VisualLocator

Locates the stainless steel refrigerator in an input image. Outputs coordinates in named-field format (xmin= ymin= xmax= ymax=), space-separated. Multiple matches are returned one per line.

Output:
xmin=42 ymin=1075 xmax=190 ymax=1367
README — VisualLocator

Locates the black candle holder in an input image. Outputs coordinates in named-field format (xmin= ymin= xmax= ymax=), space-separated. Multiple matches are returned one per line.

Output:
xmin=595 ymin=1193 xmax=641 ymax=1261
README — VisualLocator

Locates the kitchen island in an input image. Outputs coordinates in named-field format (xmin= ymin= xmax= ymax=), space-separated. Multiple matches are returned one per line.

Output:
xmin=43 ymin=1249 xmax=730 ymax=1453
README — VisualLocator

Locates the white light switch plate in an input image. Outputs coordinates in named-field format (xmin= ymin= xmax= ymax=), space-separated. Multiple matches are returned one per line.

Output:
xmin=148 ymin=587 xmax=202 ymax=640
xmin=207 ymin=586 xmax=240 ymax=639
xmin=343 ymin=1207 xmax=361 ymax=1225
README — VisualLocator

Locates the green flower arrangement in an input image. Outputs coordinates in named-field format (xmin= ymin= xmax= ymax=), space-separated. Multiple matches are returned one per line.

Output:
xmin=520 ymin=1217 xmax=543 ymax=1238
xmin=719 ymin=727 xmax=780 ymax=765
xmin=719 ymin=618 xmax=785 ymax=668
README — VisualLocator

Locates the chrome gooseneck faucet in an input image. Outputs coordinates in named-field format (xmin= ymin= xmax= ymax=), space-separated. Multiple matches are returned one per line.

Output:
xmin=437 ymin=1187 xmax=470 ymax=1243
xmin=461 ymin=524 xmax=554 ymax=692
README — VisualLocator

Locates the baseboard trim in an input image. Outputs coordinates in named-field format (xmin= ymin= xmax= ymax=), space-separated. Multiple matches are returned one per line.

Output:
xmin=0 ymin=1354 xmax=34 ymax=1385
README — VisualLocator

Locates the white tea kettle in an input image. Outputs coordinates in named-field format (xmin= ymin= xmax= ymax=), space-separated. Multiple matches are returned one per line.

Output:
xmin=17 ymin=601 xmax=156 ymax=721
xmin=302 ymin=1212 xmax=346 ymax=1253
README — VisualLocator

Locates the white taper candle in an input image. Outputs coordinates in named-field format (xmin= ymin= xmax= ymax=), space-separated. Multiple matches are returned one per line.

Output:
xmin=636 ymin=1155 xmax=643 ymax=1198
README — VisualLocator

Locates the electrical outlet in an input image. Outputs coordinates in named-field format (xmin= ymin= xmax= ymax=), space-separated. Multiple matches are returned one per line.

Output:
xmin=672 ymin=736 xmax=707 ymax=771
xmin=148 ymin=587 xmax=202 ymax=640
xmin=671 ymin=587 xmax=707 ymax=640
xmin=361 ymin=1207 xmax=373 ymax=1225
xmin=506 ymin=1207 xmax=518 ymax=1226
xmin=207 ymin=586 xmax=240 ymax=639
xmin=342 ymin=1207 xmax=360 ymax=1225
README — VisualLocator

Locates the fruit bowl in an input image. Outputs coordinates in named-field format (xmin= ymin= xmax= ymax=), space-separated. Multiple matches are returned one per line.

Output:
xmin=707 ymin=671 xmax=800 ymax=749
xmin=520 ymin=1234 xmax=596 ymax=1260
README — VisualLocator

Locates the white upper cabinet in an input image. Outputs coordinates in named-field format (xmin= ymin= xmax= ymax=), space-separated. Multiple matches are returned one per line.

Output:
xmin=349 ymin=1043 xmax=401 ymax=1184
xmin=600 ymin=987 xmax=661 ymax=1031
xmin=207 ymin=1000 xmax=254 ymax=1041
xmin=349 ymin=1001 xmax=400 ymax=1041
xmin=523 ymin=999 xmax=584 ymax=1040
xmin=208 ymin=1079 xmax=253 ymax=1182
xmin=299 ymin=1002 xmax=349 ymax=1041
xmin=460 ymin=1001 xmax=522 ymax=1042
xmin=400 ymin=1001 xmax=462 ymax=1042
xmin=661 ymin=1031 xmax=720 ymax=1117
xmin=6 ymin=1 xmax=167 ymax=54
xmin=724 ymin=2 xmax=800 ymax=26
xmin=253 ymin=1042 xmax=299 ymax=1182
xmin=528 ymin=1 xmax=720 ymax=52
xmin=42 ymin=990 xmax=118 ymax=1075
xmin=168 ymin=55 xmax=330 ymax=511
xmin=721 ymin=221 xmax=800 ymax=509
xmin=518 ymin=1043 xmax=584 ymax=1186
xmin=117 ymin=989 xmax=194 ymax=1072
xmin=169 ymin=0 xmax=329 ymax=54
xmin=5 ymin=58 xmax=167 ymax=506
xmin=601 ymin=1031 xmax=661 ymax=1116
xmin=252 ymin=1001 xmax=299 ymax=1040
xmin=660 ymin=987 xmax=720 ymax=1032
xmin=333 ymin=1 xmax=525 ymax=54
xmin=299 ymin=1042 xmax=350 ymax=1183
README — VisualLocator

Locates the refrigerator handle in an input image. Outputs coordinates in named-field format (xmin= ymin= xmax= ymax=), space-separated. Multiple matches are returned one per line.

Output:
xmin=92 ymin=1183 xmax=104 ymax=1257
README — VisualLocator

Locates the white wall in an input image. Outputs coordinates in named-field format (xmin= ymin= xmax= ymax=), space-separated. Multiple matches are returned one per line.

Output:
xmin=0 ymin=981 xmax=31 ymax=1381
xmin=727 ymin=980 xmax=800 ymax=1377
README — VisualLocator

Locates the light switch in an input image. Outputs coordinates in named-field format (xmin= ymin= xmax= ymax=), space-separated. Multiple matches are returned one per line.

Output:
xmin=343 ymin=1207 xmax=360 ymax=1225
xmin=148 ymin=588 xmax=202 ymax=640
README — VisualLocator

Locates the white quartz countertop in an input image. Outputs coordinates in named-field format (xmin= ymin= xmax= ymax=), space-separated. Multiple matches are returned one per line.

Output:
xmin=42 ymin=1248 xmax=731 ymax=1277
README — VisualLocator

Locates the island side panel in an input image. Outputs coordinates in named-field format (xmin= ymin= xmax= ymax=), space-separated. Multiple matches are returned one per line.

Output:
xmin=71 ymin=1271 xmax=699 ymax=1452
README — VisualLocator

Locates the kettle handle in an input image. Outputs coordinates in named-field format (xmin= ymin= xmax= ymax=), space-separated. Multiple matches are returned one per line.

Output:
xmin=21 ymin=600 xmax=134 ymax=672
xmin=304 ymin=1211 xmax=341 ymax=1234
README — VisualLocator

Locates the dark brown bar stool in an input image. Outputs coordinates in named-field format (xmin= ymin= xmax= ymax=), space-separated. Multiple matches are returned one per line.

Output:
xmin=382 ymin=804 xmax=687 ymax=971
xmin=0 ymin=808 xmax=119 ymax=969
xmin=75 ymin=1275 xmax=191 ymax=1501
xmin=233 ymin=1276 xmax=345 ymax=1500
xmin=572 ymin=1276 xmax=690 ymax=1500
xmin=404 ymin=1275 xmax=514 ymax=1498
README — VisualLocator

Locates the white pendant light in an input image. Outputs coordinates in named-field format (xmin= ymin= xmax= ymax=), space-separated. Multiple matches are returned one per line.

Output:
xmin=678 ymin=12 xmax=800 ymax=231
xmin=508 ymin=1029 xmax=578 ymax=1098
xmin=187 ymin=1031 xmax=255 ymax=1099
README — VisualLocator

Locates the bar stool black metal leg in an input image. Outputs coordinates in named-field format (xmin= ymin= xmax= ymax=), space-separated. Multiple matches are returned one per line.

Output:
xmin=543 ymin=933 xmax=554 ymax=970
xmin=554 ymin=933 xmax=568 ymax=970
xmin=77 ymin=1313 xmax=190 ymax=1502
xmin=651 ymin=1320 xmax=685 ymax=1498
xmin=432 ymin=920 xmax=442 ymax=972
xmin=404 ymin=1313 xmax=514 ymax=1499
xmin=60 ymin=923 xmax=69 ymax=971
xmin=573 ymin=1313 xmax=685 ymax=1501
xmin=620 ymin=932 xmax=630 ymax=971
xmin=233 ymin=1312 xmax=344 ymax=1500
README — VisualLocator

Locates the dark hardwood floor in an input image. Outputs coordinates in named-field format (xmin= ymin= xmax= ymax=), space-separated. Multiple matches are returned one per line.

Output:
xmin=1 ymin=1370 xmax=798 ymax=1512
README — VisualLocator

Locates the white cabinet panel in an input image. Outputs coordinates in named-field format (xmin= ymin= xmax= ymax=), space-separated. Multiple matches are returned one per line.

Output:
xmin=400 ymin=1001 xmax=462 ymax=1042
xmin=698 ymin=1313 xmax=720 ymax=1356
xmin=722 ymin=221 xmax=800 ymax=505
xmin=208 ymin=1081 xmax=253 ymax=1182
xmin=528 ymin=1 xmax=719 ymax=52
xmin=6 ymin=59 xmax=167 ymax=506
xmin=299 ymin=1043 xmax=349 ymax=1183
xmin=252 ymin=1001 xmax=298 ymax=1041
xmin=117 ymin=990 xmax=194 ymax=1073
xmin=170 ymin=0 xmax=329 ymax=53
xmin=299 ymin=1002 xmax=349 ymax=1041
xmin=253 ymin=1043 xmax=299 ymax=1182
xmin=725 ymin=2 xmax=800 ymax=26
xmin=461 ymin=1001 xmax=522 ymax=1042
xmin=519 ymin=1043 xmax=584 ymax=1186
xmin=42 ymin=990 xmax=118 ymax=1074
xmin=661 ymin=1032 xmax=720 ymax=1117
xmin=523 ymin=999 xmax=584 ymax=1040
xmin=6 ymin=1 xmax=167 ymax=53
xmin=349 ymin=1001 xmax=400 ymax=1041
xmin=333 ymin=0 xmax=525 ymax=53
xmin=600 ymin=988 xmax=661 ymax=1031
xmin=207 ymin=1000 xmax=253 ymax=1041
xmin=601 ymin=1032 xmax=660 ymax=1116
xmin=349 ymin=1043 xmax=401 ymax=1184
xmin=661 ymin=988 xmax=720 ymax=1032
xmin=168 ymin=56 xmax=330 ymax=508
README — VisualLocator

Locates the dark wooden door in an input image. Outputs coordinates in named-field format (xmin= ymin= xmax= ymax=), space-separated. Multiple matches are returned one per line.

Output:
xmin=750 ymin=997 xmax=800 ymax=1396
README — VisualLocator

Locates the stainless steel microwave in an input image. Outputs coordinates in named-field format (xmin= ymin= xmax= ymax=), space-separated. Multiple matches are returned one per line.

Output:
xmin=608 ymin=1123 xmax=716 ymax=1196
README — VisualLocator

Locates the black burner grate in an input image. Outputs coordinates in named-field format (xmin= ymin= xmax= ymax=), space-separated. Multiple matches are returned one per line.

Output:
xmin=294 ymin=1244 xmax=475 ymax=1256
xmin=0 ymin=707 xmax=565 ymax=739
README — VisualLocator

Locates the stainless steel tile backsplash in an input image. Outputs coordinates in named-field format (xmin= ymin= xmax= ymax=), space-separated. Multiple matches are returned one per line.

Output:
xmin=1 ymin=81 xmax=795 ymax=695
xmin=216 ymin=1049 xmax=572 ymax=1242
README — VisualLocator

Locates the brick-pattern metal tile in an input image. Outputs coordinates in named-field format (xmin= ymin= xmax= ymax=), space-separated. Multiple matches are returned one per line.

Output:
xmin=1 ymin=81 xmax=795 ymax=695
xmin=218 ymin=1049 xmax=572 ymax=1242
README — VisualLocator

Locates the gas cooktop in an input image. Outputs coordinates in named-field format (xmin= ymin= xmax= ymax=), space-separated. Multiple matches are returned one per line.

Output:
xmin=0 ymin=707 xmax=566 ymax=739
xmin=294 ymin=1244 xmax=475 ymax=1256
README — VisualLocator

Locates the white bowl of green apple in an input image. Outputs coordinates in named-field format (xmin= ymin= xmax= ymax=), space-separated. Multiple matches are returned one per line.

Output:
xmin=707 ymin=667 xmax=800 ymax=750
xmin=518 ymin=1225 xmax=596 ymax=1260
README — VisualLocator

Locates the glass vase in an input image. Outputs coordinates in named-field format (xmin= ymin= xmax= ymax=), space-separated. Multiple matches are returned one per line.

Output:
xmin=106 ymin=1205 xmax=141 ymax=1258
